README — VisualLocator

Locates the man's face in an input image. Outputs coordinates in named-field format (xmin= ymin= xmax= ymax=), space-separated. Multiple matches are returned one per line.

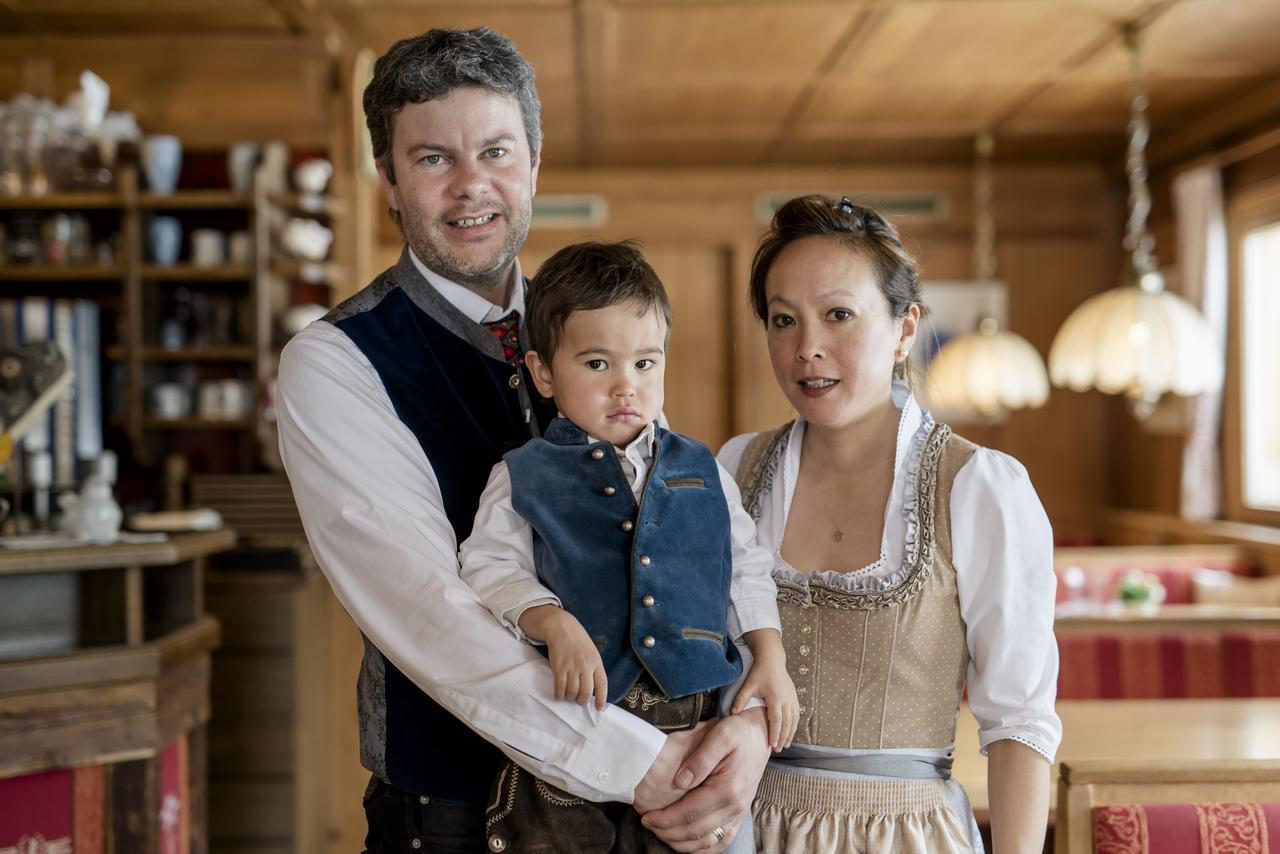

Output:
xmin=378 ymin=86 xmax=539 ymax=298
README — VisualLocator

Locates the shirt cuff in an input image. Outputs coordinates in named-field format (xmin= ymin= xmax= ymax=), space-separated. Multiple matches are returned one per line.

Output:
xmin=978 ymin=726 xmax=1058 ymax=764
xmin=554 ymin=707 xmax=668 ymax=803
xmin=728 ymin=596 xmax=783 ymax=639
xmin=501 ymin=597 xmax=562 ymax=643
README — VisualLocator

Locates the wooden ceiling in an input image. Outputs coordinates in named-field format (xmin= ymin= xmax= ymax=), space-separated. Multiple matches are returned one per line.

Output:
xmin=4 ymin=0 xmax=1280 ymax=167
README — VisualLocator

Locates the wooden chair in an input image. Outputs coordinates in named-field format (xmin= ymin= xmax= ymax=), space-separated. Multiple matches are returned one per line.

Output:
xmin=1055 ymin=759 xmax=1280 ymax=853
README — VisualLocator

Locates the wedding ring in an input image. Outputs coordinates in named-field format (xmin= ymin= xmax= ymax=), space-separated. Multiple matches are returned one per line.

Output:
xmin=711 ymin=826 xmax=726 ymax=843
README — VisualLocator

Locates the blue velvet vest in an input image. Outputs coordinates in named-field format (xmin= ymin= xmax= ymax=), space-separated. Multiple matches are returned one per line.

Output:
xmin=326 ymin=250 xmax=557 ymax=802
xmin=505 ymin=418 xmax=743 ymax=703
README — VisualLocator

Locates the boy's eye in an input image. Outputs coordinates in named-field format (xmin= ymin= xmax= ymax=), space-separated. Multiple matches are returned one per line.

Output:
xmin=485 ymin=147 xmax=507 ymax=159
xmin=769 ymin=314 xmax=795 ymax=329
xmin=635 ymin=359 xmax=658 ymax=371
xmin=585 ymin=359 xmax=607 ymax=371
xmin=828 ymin=308 xmax=853 ymax=322
xmin=420 ymin=154 xmax=444 ymax=166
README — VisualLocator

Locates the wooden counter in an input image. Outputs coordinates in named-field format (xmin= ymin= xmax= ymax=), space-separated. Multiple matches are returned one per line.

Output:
xmin=954 ymin=699 xmax=1280 ymax=811
xmin=0 ymin=530 xmax=235 ymax=854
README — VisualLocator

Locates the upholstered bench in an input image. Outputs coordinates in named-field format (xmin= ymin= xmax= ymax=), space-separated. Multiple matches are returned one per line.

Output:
xmin=1054 ymin=545 xmax=1260 ymax=606
xmin=1055 ymin=760 xmax=1280 ymax=854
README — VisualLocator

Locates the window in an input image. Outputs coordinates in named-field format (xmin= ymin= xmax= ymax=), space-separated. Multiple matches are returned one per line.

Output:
xmin=1240 ymin=222 xmax=1280 ymax=512
xmin=1227 ymin=180 xmax=1280 ymax=525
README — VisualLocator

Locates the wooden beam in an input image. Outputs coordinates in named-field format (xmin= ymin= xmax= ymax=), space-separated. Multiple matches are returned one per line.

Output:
xmin=1148 ymin=75 xmax=1280 ymax=169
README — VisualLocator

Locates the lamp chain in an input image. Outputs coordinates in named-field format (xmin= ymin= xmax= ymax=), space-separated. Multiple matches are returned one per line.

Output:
xmin=1124 ymin=27 xmax=1159 ymax=283
xmin=974 ymin=130 xmax=997 ymax=282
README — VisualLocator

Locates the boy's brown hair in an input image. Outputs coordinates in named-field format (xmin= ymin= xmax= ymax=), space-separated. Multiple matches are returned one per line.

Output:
xmin=525 ymin=240 xmax=672 ymax=361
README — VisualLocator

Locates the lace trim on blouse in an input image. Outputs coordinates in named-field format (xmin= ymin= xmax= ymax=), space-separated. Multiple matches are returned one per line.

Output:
xmin=772 ymin=419 xmax=951 ymax=611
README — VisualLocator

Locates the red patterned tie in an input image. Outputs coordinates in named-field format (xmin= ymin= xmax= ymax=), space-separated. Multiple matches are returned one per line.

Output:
xmin=483 ymin=312 xmax=523 ymax=365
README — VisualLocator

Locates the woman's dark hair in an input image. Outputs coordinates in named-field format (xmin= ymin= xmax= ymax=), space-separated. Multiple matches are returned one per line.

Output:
xmin=748 ymin=194 xmax=922 ymax=325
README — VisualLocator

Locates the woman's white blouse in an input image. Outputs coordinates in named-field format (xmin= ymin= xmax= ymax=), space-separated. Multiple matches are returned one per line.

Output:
xmin=717 ymin=386 xmax=1062 ymax=762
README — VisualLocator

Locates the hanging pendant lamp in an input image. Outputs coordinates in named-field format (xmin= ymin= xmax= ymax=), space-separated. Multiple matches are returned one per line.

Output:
xmin=924 ymin=132 xmax=1049 ymax=421
xmin=1047 ymin=26 xmax=1222 ymax=417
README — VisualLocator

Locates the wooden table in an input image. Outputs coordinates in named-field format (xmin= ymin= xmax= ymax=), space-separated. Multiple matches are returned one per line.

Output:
xmin=954 ymin=699 xmax=1280 ymax=809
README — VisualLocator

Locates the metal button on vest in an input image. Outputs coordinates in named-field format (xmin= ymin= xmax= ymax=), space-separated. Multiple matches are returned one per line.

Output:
xmin=638 ymin=555 xmax=651 ymax=566
xmin=488 ymin=836 xmax=507 ymax=852
xmin=621 ymin=520 xmax=634 ymax=532
xmin=798 ymin=665 xmax=809 ymax=675
xmin=799 ymin=644 xmax=810 ymax=656
xmin=507 ymin=373 xmax=520 ymax=389
xmin=411 ymin=840 xmax=422 ymax=850
xmin=603 ymin=485 xmax=616 ymax=496
xmin=418 ymin=795 xmax=430 ymax=805
xmin=800 ymin=625 xmax=812 ymax=635
xmin=642 ymin=595 xmax=655 ymax=607
xmin=591 ymin=448 xmax=605 ymax=460
xmin=642 ymin=635 xmax=656 ymax=648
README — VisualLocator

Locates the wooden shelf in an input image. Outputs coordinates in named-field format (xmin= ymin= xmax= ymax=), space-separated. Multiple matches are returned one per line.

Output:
xmin=269 ymin=192 xmax=347 ymax=216
xmin=139 ymin=190 xmax=251 ymax=210
xmin=271 ymin=259 xmax=345 ymax=284
xmin=141 ymin=263 xmax=254 ymax=281
xmin=107 ymin=346 xmax=255 ymax=363
xmin=0 ymin=265 xmax=123 ymax=281
xmin=142 ymin=418 xmax=255 ymax=430
xmin=0 ymin=192 xmax=123 ymax=210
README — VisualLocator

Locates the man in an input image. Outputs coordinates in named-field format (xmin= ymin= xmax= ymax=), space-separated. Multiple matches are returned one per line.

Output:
xmin=277 ymin=27 xmax=770 ymax=854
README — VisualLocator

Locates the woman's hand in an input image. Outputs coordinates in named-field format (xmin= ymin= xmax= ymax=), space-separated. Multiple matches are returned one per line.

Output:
xmin=518 ymin=604 xmax=608 ymax=709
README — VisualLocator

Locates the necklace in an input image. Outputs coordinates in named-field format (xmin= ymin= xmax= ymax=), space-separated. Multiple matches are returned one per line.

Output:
xmin=814 ymin=477 xmax=848 ymax=543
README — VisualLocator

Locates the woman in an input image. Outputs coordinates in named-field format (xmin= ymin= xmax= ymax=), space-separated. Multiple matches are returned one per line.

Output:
xmin=719 ymin=195 xmax=1061 ymax=853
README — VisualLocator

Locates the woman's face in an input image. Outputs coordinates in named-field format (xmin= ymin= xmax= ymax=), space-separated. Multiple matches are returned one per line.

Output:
xmin=764 ymin=236 xmax=918 ymax=430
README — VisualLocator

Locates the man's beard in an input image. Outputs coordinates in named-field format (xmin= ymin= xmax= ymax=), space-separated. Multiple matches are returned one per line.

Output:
xmin=399 ymin=197 xmax=531 ymax=297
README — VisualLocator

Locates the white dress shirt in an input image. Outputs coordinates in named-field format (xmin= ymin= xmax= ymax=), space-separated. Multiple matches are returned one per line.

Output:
xmin=717 ymin=383 xmax=1062 ymax=762
xmin=276 ymin=251 xmax=666 ymax=803
xmin=459 ymin=420 xmax=782 ymax=644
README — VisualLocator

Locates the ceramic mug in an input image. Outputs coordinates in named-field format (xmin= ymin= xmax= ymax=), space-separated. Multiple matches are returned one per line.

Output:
xmin=152 ymin=383 xmax=190 ymax=420
xmin=142 ymin=134 xmax=182 ymax=194
xmin=228 ymin=230 xmax=252 ymax=265
xmin=227 ymin=142 xmax=259 ymax=194
xmin=293 ymin=158 xmax=333 ymax=194
xmin=219 ymin=379 xmax=250 ymax=419
xmin=198 ymin=381 xmax=224 ymax=420
xmin=191 ymin=229 xmax=226 ymax=267
xmin=148 ymin=216 xmax=182 ymax=265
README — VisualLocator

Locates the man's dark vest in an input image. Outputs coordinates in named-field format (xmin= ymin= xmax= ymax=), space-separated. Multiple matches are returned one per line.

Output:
xmin=326 ymin=250 xmax=556 ymax=801
xmin=505 ymin=418 xmax=743 ymax=703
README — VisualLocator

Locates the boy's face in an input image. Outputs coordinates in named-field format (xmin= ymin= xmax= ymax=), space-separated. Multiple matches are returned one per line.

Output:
xmin=526 ymin=299 xmax=667 ymax=447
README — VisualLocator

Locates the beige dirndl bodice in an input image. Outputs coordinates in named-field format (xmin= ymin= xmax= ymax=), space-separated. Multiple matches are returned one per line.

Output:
xmin=734 ymin=421 xmax=982 ymax=854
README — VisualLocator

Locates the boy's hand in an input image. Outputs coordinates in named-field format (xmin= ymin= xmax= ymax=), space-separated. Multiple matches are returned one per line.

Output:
xmin=519 ymin=604 xmax=609 ymax=710
xmin=731 ymin=646 xmax=799 ymax=751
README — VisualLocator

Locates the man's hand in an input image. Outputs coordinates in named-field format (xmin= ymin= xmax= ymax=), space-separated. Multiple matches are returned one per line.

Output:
xmin=639 ymin=706 xmax=770 ymax=853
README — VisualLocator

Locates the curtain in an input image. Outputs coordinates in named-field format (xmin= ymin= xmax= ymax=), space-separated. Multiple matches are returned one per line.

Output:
xmin=1172 ymin=165 xmax=1228 ymax=520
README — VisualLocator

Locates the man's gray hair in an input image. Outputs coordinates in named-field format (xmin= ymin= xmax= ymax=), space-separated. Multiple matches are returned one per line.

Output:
xmin=363 ymin=27 xmax=541 ymax=184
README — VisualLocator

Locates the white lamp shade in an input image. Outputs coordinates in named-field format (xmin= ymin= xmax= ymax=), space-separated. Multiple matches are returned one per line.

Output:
xmin=925 ymin=328 xmax=1049 ymax=418
xmin=1048 ymin=286 xmax=1223 ymax=398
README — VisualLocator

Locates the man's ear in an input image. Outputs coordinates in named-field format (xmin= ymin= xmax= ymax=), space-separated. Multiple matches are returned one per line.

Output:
xmin=525 ymin=350 xmax=555 ymax=399
xmin=376 ymin=160 xmax=400 ymax=216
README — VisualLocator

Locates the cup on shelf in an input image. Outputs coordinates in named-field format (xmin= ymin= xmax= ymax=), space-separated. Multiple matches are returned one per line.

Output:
xmin=151 ymin=383 xmax=191 ymax=420
xmin=228 ymin=230 xmax=252 ymax=265
xmin=260 ymin=141 xmax=290 ymax=195
xmin=148 ymin=216 xmax=182 ymax=266
xmin=141 ymin=134 xmax=183 ymax=194
xmin=190 ymin=229 xmax=226 ymax=268
xmin=198 ymin=381 xmax=224 ymax=420
xmin=227 ymin=142 xmax=259 ymax=194
xmin=280 ymin=218 xmax=333 ymax=261
xmin=292 ymin=158 xmax=333 ymax=195
xmin=220 ymin=379 xmax=251 ymax=420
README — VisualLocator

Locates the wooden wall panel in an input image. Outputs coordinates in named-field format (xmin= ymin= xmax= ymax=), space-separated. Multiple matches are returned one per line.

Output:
xmin=0 ymin=36 xmax=332 ymax=148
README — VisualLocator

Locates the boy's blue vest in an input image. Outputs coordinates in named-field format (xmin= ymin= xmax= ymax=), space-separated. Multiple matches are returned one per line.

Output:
xmin=505 ymin=418 xmax=743 ymax=703
xmin=324 ymin=250 xmax=557 ymax=803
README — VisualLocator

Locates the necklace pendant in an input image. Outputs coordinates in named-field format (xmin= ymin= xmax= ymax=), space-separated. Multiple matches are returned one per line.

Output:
xmin=832 ymin=529 xmax=844 ymax=543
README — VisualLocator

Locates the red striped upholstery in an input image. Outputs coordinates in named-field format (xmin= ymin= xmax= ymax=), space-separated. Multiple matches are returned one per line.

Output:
xmin=1093 ymin=802 xmax=1280 ymax=853
xmin=1058 ymin=631 xmax=1280 ymax=699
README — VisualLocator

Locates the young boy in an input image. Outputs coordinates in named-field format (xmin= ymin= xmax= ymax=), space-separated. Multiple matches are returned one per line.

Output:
xmin=459 ymin=240 xmax=797 ymax=853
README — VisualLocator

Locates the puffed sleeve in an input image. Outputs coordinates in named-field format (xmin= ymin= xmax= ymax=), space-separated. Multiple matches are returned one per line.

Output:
xmin=951 ymin=447 xmax=1062 ymax=762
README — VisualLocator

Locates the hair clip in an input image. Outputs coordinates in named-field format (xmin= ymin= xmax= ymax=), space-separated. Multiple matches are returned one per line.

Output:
xmin=834 ymin=196 xmax=855 ymax=215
